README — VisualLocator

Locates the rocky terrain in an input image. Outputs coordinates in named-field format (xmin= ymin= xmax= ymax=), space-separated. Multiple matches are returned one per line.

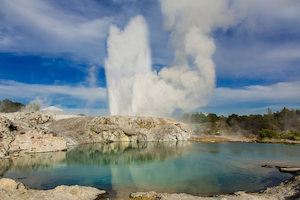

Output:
xmin=130 ymin=170 xmax=300 ymax=200
xmin=50 ymin=116 xmax=193 ymax=145
xmin=0 ymin=169 xmax=299 ymax=200
xmin=0 ymin=112 xmax=193 ymax=158
xmin=0 ymin=112 xmax=67 ymax=158
xmin=0 ymin=178 xmax=106 ymax=200
xmin=1 ymin=112 xmax=299 ymax=200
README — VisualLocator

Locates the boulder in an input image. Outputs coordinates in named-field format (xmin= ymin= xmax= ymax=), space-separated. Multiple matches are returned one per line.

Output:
xmin=0 ymin=178 xmax=106 ymax=200
xmin=9 ymin=130 xmax=67 ymax=153
xmin=0 ymin=113 xmax=67 ymax=157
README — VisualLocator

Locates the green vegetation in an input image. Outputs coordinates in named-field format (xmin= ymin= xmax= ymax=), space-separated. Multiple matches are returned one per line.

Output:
xmin=281 ymin=130 xmax=300 ymax=140
xmin=0 ymin=99 xmax=25 ymax=112
xmin=182 ymin=107 xmax=300 ymax=141
xmin=0 ymin=99 xmax=40 ymax=113
xmin=259 ymin=129 xmax=280 ymax=139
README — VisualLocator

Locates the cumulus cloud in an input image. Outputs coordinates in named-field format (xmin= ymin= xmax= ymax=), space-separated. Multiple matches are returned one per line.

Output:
xmin=213 ymin=0 xmax=300 ymax=80
xmin=0 ymin=78 xmax=109 ymax=115
xmin=0 ymin=79 xmax=107 ymax=103
xmin=0 ymin=0 xmax=112 ymax=63
xmin=1 ymin=0 xmax=300 ymax=116
xmin=203 ymin=81 xmax=300 ymax=115
xmin=214 ymin=81 xmax=300 ymax=104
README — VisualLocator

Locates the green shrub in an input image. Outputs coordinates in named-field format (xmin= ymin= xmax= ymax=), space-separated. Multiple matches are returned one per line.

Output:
xmin=259 ymin=129 xmax=280 ymax=139
xmin=281 ymin=130 xmax=300 ymax=141
xmin=0 ymin=99 xmax=25 ymax=113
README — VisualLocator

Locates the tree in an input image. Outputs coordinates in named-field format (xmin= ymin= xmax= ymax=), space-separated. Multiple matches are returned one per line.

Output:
xmin=0 ymin=99 xmax=25 ymax=113
xmin=207 ymin=113 xmax=219 ymax=123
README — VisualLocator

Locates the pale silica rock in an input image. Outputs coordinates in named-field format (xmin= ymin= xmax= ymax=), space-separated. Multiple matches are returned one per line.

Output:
xmin=0 ymin=112 xmax=67 ymax=158
xmin=0 ymin=178 xmax=106 ymax=200
xmin=1 ymin=112 xmax=192 ymax=157
xmin=50 ymin=116 xmax=193 ymax=145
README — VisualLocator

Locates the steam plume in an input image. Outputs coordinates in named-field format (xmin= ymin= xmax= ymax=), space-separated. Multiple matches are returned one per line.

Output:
xmin=105 ymin=16 xmax=152 ymax=115
xmin=105 ymin=1 xmax=239 ymax=116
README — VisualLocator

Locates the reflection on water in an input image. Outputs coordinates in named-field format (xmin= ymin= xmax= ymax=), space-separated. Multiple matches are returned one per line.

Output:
xmin=66 ymin=142 xmax=189 ymax=165
xmin=1 ymin=142 xmax=300 ymax=199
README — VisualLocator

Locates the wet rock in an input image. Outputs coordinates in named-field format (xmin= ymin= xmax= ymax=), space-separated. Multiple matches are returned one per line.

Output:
xmin=130 ymin=191 xmax=157 ymax=200
xmin=261 ymin=164 xmax=273 ymax=168
xmin=0 ymin=178 xmax=106 ymax=200
xmin=0 ymin=159 xmax=10 ymax=176
xmin=277 ymin=166 xmax=300 ymax=174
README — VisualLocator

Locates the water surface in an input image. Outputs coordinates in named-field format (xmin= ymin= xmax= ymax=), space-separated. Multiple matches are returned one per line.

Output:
xmin=1 ymin=142 xmax=299 ymax=199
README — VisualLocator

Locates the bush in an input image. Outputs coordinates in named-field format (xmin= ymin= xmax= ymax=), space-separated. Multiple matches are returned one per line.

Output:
xmin=0 ymin=99 xmax=25 ymax=113
xmin=259 ymin=129 xmax=280 ymax=139
xmin=281 ymin=130 xmax=300 ymax=141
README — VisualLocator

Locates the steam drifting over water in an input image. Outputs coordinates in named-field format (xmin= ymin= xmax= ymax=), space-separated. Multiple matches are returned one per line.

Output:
xmin=105 ymin=0 xmax=240 ymax=116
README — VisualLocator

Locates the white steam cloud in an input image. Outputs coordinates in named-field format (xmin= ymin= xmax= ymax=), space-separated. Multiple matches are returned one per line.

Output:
xmin=105 ymin=0 xmax=240 ymax=116
xmin=105 ymin=16 xmax=152 ymax=115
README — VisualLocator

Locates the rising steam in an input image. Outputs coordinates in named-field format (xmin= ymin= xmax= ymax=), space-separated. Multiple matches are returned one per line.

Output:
xmin=105 ymin=0 xmax=239 ymax=116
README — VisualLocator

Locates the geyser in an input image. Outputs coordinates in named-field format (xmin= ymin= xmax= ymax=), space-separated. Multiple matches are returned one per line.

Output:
xmin=105 ymin=0 xmax=240 ymax=116
xmin=105 ymin=16 xmax=152 ymax=116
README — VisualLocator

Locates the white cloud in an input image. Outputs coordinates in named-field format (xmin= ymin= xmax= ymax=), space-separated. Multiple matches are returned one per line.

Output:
xmin=212 ymin=81 xmax=300 ymax=105
xmin=0 ymin=79 xmax=107 ymax=103
xmin=213 ymin=0 xmax=300 ymax=80
xmin=0 ymin=0 xmax=112 ymax=63
xmin=200 ymin=81 xmax=300 ymax=115
xmin=1 ymin=0 xmax=300 ymax=116
xmin=265 ymin=47 xmax=300 ymax=61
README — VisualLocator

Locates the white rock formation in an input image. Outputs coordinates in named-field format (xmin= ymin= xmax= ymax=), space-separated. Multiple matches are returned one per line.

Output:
xmin=0 ymin=178 xmax=106 ymax=200
xmin=50 ymin=116 xmax=193 ymax=145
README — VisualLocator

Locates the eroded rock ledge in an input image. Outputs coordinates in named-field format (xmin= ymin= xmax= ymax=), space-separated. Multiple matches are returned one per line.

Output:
xmin=0 ymin=178 xmax=105 ymax=200
xmin=50 ymin=116 xmax=193 ymax=145
xmin=0 ymin=112 xmax=193 ymax=158
xmin=0 ymin=112 xmax=67 ymax=158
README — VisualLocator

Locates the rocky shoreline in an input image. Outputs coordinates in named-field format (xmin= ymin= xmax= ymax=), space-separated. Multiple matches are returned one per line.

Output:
xmin=0 ymin=167 xmax=299 ymax=200
xmin=1 ymin=111 xmax=298 ymax=159
xmin=130 ymin=168 xmax=300 ymax=200
xmin=1 ymin=112 xmax=299 ymax=199
xmin=0 ymin=112 xmax=193 ymax=158
xmin=190 ymin=135 xmax=300 ymax=144
xmin=0 ymin=178 xmax=106 ymax=200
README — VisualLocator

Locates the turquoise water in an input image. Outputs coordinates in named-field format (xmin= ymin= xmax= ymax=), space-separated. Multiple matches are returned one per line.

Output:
xmin=1 ymin=142 xmax=300 ymax=199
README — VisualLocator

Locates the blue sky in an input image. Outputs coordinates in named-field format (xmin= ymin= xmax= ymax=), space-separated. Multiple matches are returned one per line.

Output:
xmin=0 ymin=0 xmax=300 ymax=116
